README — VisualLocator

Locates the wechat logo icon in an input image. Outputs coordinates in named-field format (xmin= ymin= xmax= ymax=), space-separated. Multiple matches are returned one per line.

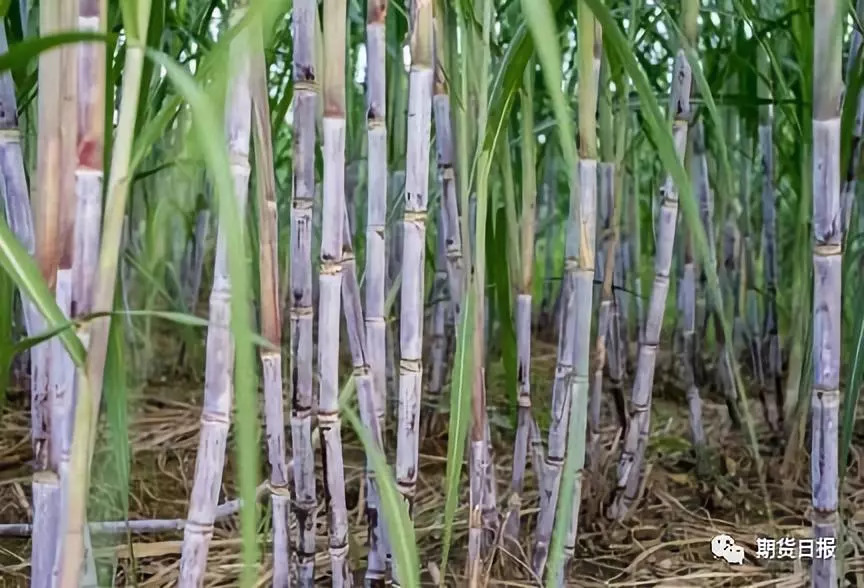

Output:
xmin=711 ymin=534 xmax=745 ymax=565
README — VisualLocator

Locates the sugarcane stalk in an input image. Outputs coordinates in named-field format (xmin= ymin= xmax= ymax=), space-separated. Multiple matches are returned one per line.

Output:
xmin=531 ymin=101 xmax=580 ymax=584
xmin=289 ymin=0 xmax=319 ymax=583
xmin=608 ymin=50 xmax=691 ymax=521
xmin=627 ymin=145 xmax=645 ymax=345
xmin=386 ymin=170 xmax=404 ymax=425
xmin=0 ymin=25 xmax=38 ymax=336
xmin=30 ymin=2 xmax=65 ymax=581
xmin=811 ymin=0 xmax=842 ymax=584
xmin=72 ymin=0 xmax=105 ymax=324
xmin=0 ymin=14 xmax=43 ymax=495
xmin=467 ymin=0 xmax=496 ymax=580
xmin=504 ymin=60 xmax=538 ymax=545
xmin=0 ymin=481 xmax=273 ymax=537
xmin=183 ymin=178 xmax=211 ymax=314
xmin=339 ymin=199 xmax=389 ymax=584
xmin=558 ymin=13 xmax=602 ymax=583
xmin=587 ymin=56 xmax=629 ymax=471
xmin=679 ymin=220 xmax=705 ymax=451
xmin=34 ymin=0 xmax=62 ymax=291
xmin=608 ymin=100 xmax=629 ymax=411
xmin=715 ymin=218 xmax=742 ymax=428
xmin=430 ymin=6 xmax=466 ymax=425
xmin=52 ymin=276 xmax=91 ymax=587
xmin=737 ymin=133 xmax=765 ymax=408
xmin=57 ymin=1 xmax=153 ymax=584
xmin=47 ymin=0 xmax=88 ymax=581
xmin=424 ymin=215 xmax=449 ymax=430
xmin=248 ymin=19 xmax=291 ymax=586
xmin=176 ymin=4 xmax=252 ymax=584
xmin=677 ymin=2 xmax=703 ymax=430
xmin=318 ymin=1 xmax=352 ymax=584
xmin=57 ymin=0 xmax=77 ymax=273
xmin=432 ymin=6 xmax=464 ymax=322
xmin=480 ymin=416 xmax=498 ymax=552
xmin=386 ymin=171 xmax=405 ymax=422
xmin=588 ymin=169 xmax=621 ymax=457
xmin=0 ymin=31 xmax=46 ymax=510
xmin=683 ymin=123 xmax=709 ymax=452
xmin=53 ymin=1 xmax=106 ymax=582
xmin=757 ymin=34 xmax=783 ymax=436
xmin=532 ymin=11 xmax=600 ymax=579
xmin=393 ymin=0 xmax=433 ymax=557
xmin=365 ymin=0 xmax=388 ymax=455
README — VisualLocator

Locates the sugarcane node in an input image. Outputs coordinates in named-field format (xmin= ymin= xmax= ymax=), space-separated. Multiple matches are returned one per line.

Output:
xmin=813 ymin=243 xmax=842 ymax=256
xmin=0 ymin=128 xmax=19 ymax=141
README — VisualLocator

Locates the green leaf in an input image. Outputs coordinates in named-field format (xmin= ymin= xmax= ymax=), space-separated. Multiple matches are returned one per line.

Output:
xmin=438 ymin=281 xmax=475 ymax=584
xmin=9 ymin=318 xmax=77 ymax=358
xmin=129 ymin=0 xmax=291 ymax=174
xmin=93 ymin=292 xmax=131 ymax=527
xmin=119 ymin=0 xmax=142 ymax=40
xmin=133 ymin=0 xmax=167 ymax=139
xmin=342 ymin=403 xmax=421 ymax=588
xmin=0 ymin=31 xmax=116 ymax=73
xmin=519 ymin=0 xmax=576 ymax=183
xmin=547 ymin=376 xmax=589 ymax=587
xmin=117 ymin=310 xmax=277 ymax=351
xmin=0 ymin=217 xmax=86 ymax=366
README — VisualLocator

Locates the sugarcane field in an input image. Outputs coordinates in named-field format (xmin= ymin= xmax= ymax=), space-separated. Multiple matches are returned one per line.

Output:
xmin=2 ymin=0 xmax=864 ymax=586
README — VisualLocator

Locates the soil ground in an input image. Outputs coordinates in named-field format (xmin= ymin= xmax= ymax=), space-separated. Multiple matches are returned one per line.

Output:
xmin=2 ymin=332 xmax=864 ymax=587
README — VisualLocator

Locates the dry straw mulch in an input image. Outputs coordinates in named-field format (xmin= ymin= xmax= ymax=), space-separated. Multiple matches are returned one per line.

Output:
xmin=2 ymin=338 xmax=864 ymax=587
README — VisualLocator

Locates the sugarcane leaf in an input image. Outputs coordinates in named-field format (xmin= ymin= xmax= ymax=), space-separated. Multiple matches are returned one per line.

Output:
xmin=129 ymin=0 xmax=291 ymax=173
xmin=485 ymin=0 xmax=565 ymax=156
xmin=133 ymin=0 xmax=167 ymax=138
xmin=119 ymin=0 xmax=142 ymax=39
xmin=439 ymin=280 xmax=475 ymax=585
xmin=0 ymin=32 xmax=116 ymax=73
xmin=521 ymin=0 xmax=576 ymax=184
xmin=9 ymin=319 xmax=78 ymax=358
xmin=0 ymin=218 xmax=86 ymax=366
xmin=119 ymin=310 xmax=277 ymax=350
xmin=342 ymin=403 xmax=421 ymax=588
xmin=547 ymin=376 xmax=589 ymax=587
xmin=90 ymin=292 xmax=132 ymax=578
xmin=729 ymin=0 xmax=801 ymax=136
xmin=146 ymin=46 xmax=260 ymax=582
xmin=385 ymin=273 xmax=402 ymax=315
xmin=131 ymin=95 xmax=184 ymax=171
